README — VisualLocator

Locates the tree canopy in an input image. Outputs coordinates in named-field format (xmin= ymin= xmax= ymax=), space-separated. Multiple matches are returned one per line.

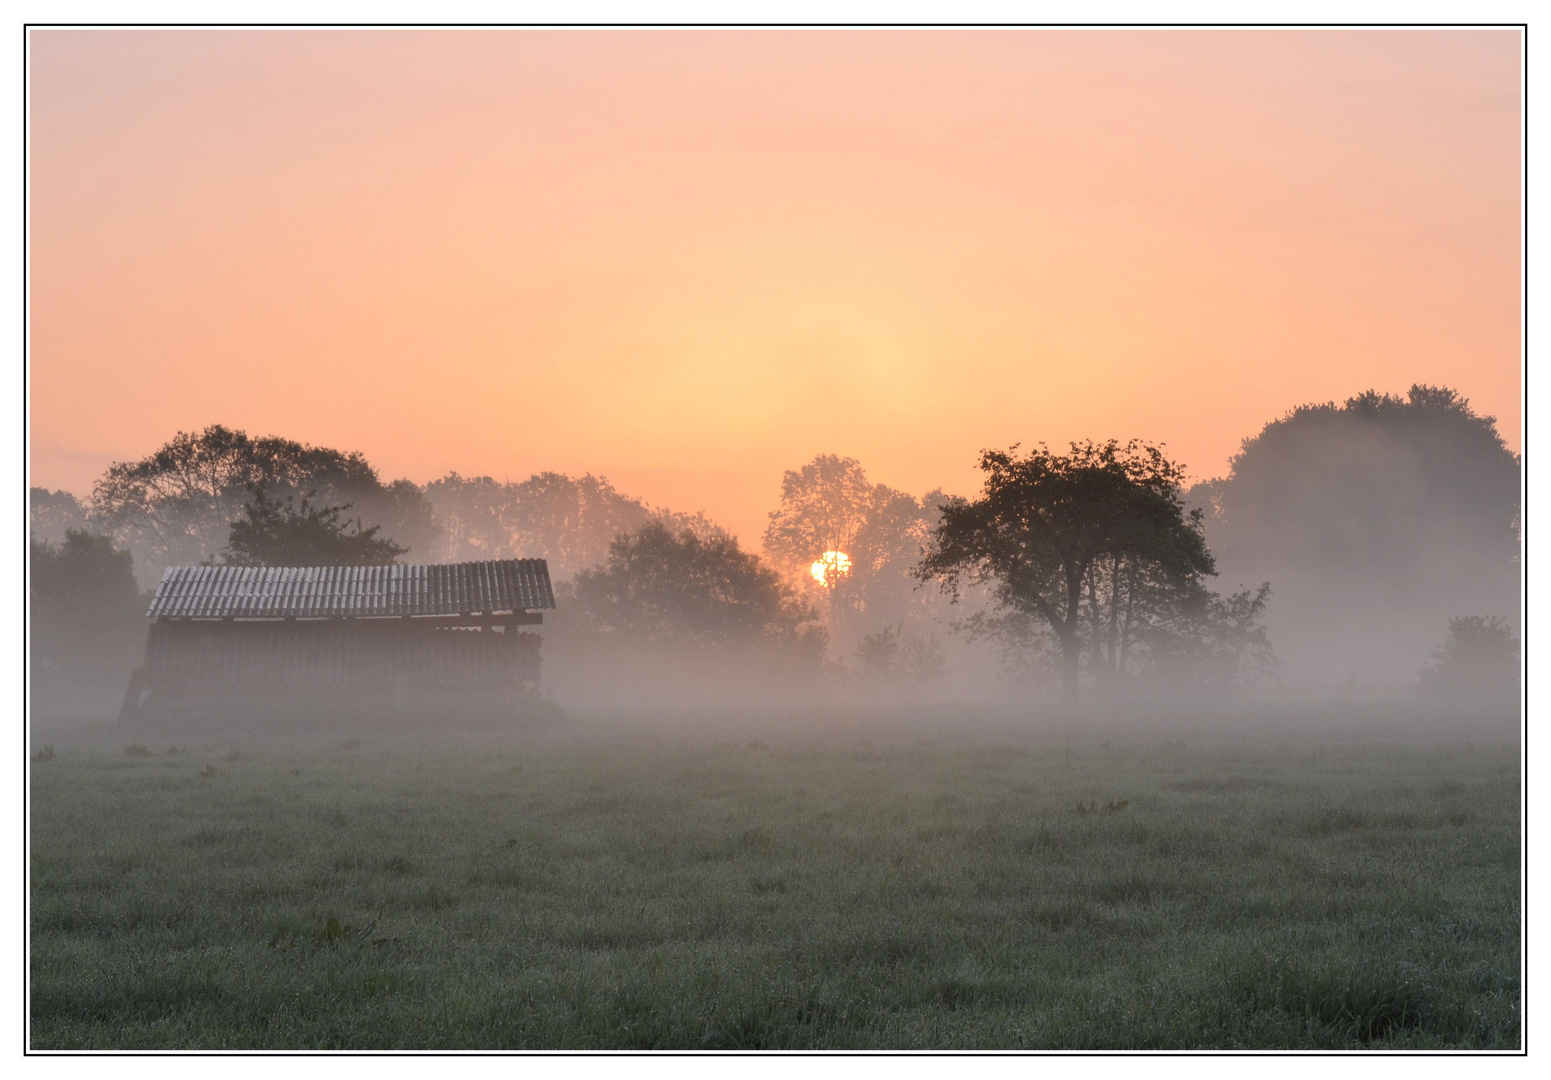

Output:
xmin=30 ymin=530 xmax=148 ymax=705
xmin=90 ymin=425 xmax=437 ymax=581
xmin=221 ymin=486 xmax=407 ymax=567
xmin=763 ymin=454 xmax=949 ymax=646
xmin=29 ymin=488 xmax=88 ymax=546
xmin=31 ymin=529 xmax=142 ymax=614
xmin=918 ymin=440 xmax=1255 ymax=703
xmin=425 ymin=470 xmax=722 ymax=580
xmin=1191 ymin=384 xmax=1519 ymax=686
xmin=570 ymin=521 xmax=825 ymax=661
xmin=763 ymin=454 xmax=878 ymax=579
xmin=1417 ymin=615 xmax=1519 ymax=703
xmin=1199 ymin=385 xmax=1518 ymax=574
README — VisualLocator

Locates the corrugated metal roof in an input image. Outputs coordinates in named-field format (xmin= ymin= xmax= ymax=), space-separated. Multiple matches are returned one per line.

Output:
xmin=146 ymin=560 xmax=555 ymax=619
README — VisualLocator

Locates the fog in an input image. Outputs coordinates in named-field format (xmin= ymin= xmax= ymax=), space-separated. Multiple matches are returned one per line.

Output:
xmin=28 ymin=385 xmax=1521 ymax=742
xmin=1187 ymin=386 xmax=1520 ymax=697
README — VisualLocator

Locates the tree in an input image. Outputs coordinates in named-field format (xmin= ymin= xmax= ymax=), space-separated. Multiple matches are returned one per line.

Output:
xmin=221 ymin=486 xmax=407 ymax=567
xmin=30 ymin=530 xmax=149 ymax=711
xmin=1190 ymin=384 xmax=1520 ymax=686
xmin=424 ymin=470 xmax=696 ymax=580
xmin=1131 ymin=581 xmax=1277 ymax=690
xmin=29 ymin=488 xmax=88 ymax=545
xmin=90 ymin=425 xmax=438 ymax=581
xmin=849 ymin=485 xmax=953 ymax=630
xmin=763 ymin=455 xmax=950 ymax=649
xmin=856 ymin=622 xmax=947 ymax=686
xmin=1418 ymin=615 xmax=1519 ymax=702
xmin=764 ymin=455 xmax=876 ymax=569
xmin=917 ymin=440 xmax=1217 ymax=705
xmin=31 ymin=530 xmax=141 ymax=614
xmin=570 ymin=521 xmax=826 ymax=661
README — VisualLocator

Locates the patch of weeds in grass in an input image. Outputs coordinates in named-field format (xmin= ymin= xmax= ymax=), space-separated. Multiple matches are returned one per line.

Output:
xmin=316 ymin=915 xmax=380 ymax=944
xmin=1433 ymin=918 xmax=1499 ymax=944
xmin=730 ymin=826 xmax=773 ymax=853
xmin=465 ymin=865 xmax=525 ymax=888
xmin=929 ymin=974 xmax=1022 ymax=1011
xmin=321 ymin=916 xmax=347 ymax=942
xmin=1170 ymin=776 xmax=1274 ymax=795
xmin=1021 ymin=825 xmax=1061 ymax=853
xmin=224 ymin=749 xmax=243 ymax=762
xmin=1468 ymin=965 xmax=1517 ymax=996
xmin=199 ymin=765 xmax=220 ymax=779
xmin=1228 ymin=955 xmax=1434 ymax=1045
xmin=1075 ymin=799 xmax=1129 ymax=815
xmin=1301 ymin=805 xmax=1368 ymax=836
xmin=566 ymin=919 xmax=666 ymax=951
xmin=123 ymin=743 xmax=152 ymax=758
xmin=166 ymin=746 xmax=185 ymax=755
xmin=1088 ymin=870 xmax=1169 ymax=906
xmin=32 ymin=745 xmax=54 ymax=762
xmin=699 ymin=995 xmax=836 ymax=1049
xmin=415 ymin=885 xmax=458 ymax=912
xmin=750 ymin=873 xmax=789 ymax=895
xmin=817 ymin=929 xmax=922 ymax=967
xmin=331 ymin=739 xmax=363 ymax=751
xmin=381 ymin=855 xmax=415 ymax=875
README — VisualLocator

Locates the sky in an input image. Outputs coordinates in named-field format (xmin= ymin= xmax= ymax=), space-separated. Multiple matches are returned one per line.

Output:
xmin=28 ymin=28 xmax=1522 ymax=546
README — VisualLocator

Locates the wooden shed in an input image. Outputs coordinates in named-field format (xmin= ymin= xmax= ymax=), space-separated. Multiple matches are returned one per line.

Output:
xmin=120 ymin=560 xmax=556 ymax=726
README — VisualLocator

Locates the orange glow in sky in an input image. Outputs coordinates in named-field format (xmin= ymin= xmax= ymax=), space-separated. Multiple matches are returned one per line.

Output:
xmin=28 ymin=28 xmax=1522 ymax=546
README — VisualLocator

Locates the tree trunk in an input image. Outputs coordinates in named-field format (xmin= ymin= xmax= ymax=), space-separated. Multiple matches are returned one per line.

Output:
xmin=1060 ymin=630 xmax=1081 ymax=706
xmin=1060 ymin=562 xmax=1086 ymax=706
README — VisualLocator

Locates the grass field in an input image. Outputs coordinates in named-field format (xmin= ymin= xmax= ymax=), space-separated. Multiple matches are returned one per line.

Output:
xmin=29 ymin=721 xmax=1521 ymax=1049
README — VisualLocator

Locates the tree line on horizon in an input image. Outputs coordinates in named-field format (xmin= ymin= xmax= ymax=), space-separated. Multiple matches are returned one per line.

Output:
xmin=30 ymin=384 xmax=1521 ymax=710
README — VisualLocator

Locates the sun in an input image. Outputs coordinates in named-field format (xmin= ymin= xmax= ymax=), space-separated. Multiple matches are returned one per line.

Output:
xmin=810 ymin=550 xmax=852 ymax=587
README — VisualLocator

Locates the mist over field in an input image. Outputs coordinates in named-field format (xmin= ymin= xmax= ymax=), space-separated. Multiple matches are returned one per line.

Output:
xmin=28 ymin=370 xmax=1522 ymax=1055
xmin=29 ymin=383 xmax=1520 ymax=735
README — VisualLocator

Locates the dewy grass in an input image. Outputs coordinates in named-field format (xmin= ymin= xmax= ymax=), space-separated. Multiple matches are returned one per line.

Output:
xmin=29 ymin=731 xmax=1520 ymax=1049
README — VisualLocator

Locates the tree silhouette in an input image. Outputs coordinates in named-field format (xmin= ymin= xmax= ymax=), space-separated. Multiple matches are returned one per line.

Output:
xmin=425 ymin=470 xmax=721 ymax=580
xmin=1191 ymin=384 xmax=1519 ymax=685
xmin=29 ymin=530 xmax=148 ymax=705
xmin=221 ymin=486 xmax=407 ymax=567
xmin=91 ymin=425 xmax=436 ymax=580
xmin=1418 ymin=616 xmax=1519 ymax=702
xmin=570 ymin=521 xmax=825 ymax=660
xmin=918 ymin=441 xmax=1218 ymax=705
xmin=763 ymin=455 xmax=875 ymax=613
xmin=29 ymin=488 xmax=88 ymax=545
xmin=764 ymin=455 xmax=948 ymax=648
